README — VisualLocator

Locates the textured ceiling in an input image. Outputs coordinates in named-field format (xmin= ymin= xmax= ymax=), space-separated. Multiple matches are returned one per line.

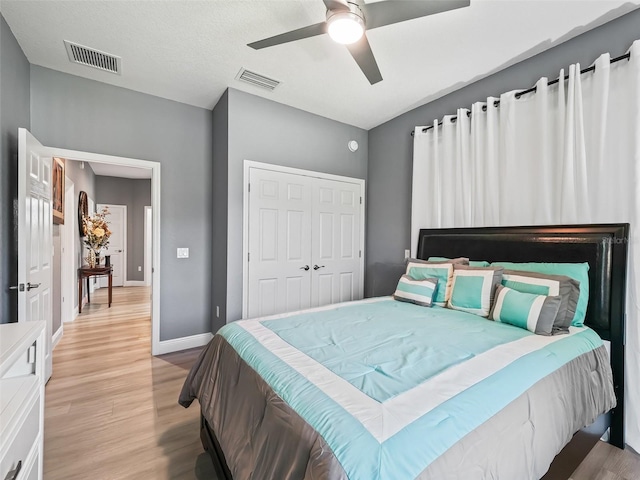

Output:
xmin=2 ymin=0 xmax=639 ymax=129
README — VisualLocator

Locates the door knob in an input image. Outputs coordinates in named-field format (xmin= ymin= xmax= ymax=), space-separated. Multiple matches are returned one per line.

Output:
xmin=26 ymin=282 xmax=41 ymax=291
xmin=9 ymin=284 xmax=25 ymax=292
xmin=313 ymin=265 xmax=325 ymax=270
xmin=300 ymin=265 xmax=310 ymax=271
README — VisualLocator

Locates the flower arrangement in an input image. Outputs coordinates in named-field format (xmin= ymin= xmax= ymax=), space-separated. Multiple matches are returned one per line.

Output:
xmin=82 ymin=207 xmax=111 ymax=266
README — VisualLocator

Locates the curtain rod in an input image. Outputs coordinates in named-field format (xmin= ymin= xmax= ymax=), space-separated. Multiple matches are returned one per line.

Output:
xmin=411 ymin=52 xmax=631 ymax=136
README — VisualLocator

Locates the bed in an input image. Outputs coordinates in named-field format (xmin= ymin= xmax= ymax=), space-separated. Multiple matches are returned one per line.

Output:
xmin=180 ymin=224 xmax=628 ymax=479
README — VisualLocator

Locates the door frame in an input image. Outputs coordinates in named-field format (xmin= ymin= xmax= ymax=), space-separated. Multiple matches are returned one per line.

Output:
xmin=39 ymin=145 xmax=162 ymax=355
xmin=144 ymin=206 xmax=152 ymax=286
xmin=61 ymin=178 xmax=75 ymax=324
xmin=242 ymin=160 xmax=366 ymax=319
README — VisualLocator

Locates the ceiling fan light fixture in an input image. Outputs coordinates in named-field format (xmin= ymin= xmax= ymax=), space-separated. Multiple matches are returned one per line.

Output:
xmin=327 ymin=11 xmax=365 ymax=45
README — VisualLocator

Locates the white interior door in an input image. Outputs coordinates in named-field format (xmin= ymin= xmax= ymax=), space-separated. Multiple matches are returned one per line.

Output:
xmin=311 ymin=178 xmax=362 ymax=307
xmin=17 ymin=128 xmax=53 ymax=382
xmin=247 ymin=169 xmax=313 ymax=318
xmin=98 ymin=204 xmax=126 ymax=287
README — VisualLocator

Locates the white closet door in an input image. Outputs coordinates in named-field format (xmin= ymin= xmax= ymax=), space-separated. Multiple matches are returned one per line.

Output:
xmin=247 ymin=169 xmax=313 ymax=318
xmin=311 ymin=178 xmax=362 ymax=307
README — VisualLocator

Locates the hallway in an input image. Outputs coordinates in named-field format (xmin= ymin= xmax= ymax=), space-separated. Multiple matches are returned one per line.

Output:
xmin=43 ymin=286 xmax=215 ymax=479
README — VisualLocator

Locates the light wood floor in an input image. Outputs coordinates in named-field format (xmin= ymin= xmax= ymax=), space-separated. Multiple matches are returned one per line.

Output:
xmin=44 ymin=286 xmax=215 ymax=479
xmin=43 ymin=286 xmax=640 ymax=480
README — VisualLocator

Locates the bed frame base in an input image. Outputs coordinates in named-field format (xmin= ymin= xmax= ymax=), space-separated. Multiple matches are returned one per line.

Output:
xmin=200 ymin=416 xmax=232 ymax=480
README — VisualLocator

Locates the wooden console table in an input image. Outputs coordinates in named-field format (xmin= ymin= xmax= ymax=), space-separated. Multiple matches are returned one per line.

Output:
xmin=78 ymin=266 xmax=112 ymax=313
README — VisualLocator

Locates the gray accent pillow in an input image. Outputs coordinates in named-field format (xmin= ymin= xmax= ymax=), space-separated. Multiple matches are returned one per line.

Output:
xmin=501 ymin=269 xmax=580 ymax=334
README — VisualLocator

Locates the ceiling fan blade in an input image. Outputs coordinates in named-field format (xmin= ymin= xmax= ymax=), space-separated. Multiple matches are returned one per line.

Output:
xmin=362 ymin=0 xmax=470 ymax=30
xmin=346 ymin=34 xmax=383 ymax=85
xmin=323 ymin=0 xmax=350 ymax=11
xmin=248 ymin=22 xmax=327 ymax=50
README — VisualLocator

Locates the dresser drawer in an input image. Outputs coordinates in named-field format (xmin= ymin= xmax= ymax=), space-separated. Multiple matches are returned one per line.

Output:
xmin=0 ymin=393 xmax=40 ymax=480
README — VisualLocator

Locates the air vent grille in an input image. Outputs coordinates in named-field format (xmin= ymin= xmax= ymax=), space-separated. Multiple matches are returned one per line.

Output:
xmin=235 ymin=68 xmax=280 ymax=91
xmin=64 ymin=40 xmax=121 ymax=75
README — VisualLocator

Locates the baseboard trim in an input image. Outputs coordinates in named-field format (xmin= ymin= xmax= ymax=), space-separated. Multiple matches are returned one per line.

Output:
xmin=155 ymin=332 xmax=213 ymax=356
xmin=124 ymin=280 xmax=147 ymax=287
xmin=64 ymin=306 xmax=79 ymax=323
xmin=52 ymin=326 xmax=63 ymax=349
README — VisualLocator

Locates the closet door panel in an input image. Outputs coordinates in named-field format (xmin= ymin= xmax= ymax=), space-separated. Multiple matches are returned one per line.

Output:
xmin=248 ymin=169 xmax=313 ymax=318
xmin=311 ymin=178 xmax=362 ymax=308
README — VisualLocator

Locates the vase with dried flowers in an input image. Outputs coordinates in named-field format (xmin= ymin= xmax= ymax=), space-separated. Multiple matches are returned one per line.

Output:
xmin=82 ymin=207 xmax=111 ymax=268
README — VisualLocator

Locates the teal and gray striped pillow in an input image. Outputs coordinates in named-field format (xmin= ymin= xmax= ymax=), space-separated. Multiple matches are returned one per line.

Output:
xmin=447 ymin=265 xmax=503 ymax=317
xmin=393 ymin=275 xmax=438 ymax=307
xmin=501 ymin=270 xmax=579 ymax=334
xmin=406 ymin=260 xmax=455 ymax=306
xmin=492 ymin=262 xmax=588 ymax=326
xmin=490 ymin=285 xmax=562 ymax=335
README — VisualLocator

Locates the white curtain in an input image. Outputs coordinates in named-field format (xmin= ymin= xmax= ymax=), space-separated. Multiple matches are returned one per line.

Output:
xmin=411 ymin=41 xmax=640 ymax=452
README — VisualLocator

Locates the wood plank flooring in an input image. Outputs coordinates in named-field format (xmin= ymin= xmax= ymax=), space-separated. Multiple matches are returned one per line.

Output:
xmin=44 ymin=286 xmax=215 ymax=479
xmin=43 ymin=286 xmax=640 ymax=480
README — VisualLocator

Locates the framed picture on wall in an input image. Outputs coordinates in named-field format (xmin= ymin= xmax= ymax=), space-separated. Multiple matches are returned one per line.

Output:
xmin=52 ymin=157 xmax=65 ymax=224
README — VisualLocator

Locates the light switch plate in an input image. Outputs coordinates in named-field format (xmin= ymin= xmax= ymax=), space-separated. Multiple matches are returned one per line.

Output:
xmin=177 ymin=248 xmax=189 ymax=259
xmin=404 ymin=249 xmax=410 ymax=260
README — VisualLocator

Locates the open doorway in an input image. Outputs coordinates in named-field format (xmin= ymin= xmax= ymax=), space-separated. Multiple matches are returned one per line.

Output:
xmin=42 ymin=144 xmax=162 ymax=355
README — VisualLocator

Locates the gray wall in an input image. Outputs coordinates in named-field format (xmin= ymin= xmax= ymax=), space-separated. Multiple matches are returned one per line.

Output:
xmin=30 ymin=66 xmax=213 ymax=341
xmin=51 ymin=160 xmax=96 ymax=333
xmin=211 ymin=90 xmax=228 ymax=333
xmin=66 ymin=160 xmax=96 ymax=307
xmin=0 ymin=15 xmax=30 ymax=324
xmin=95 ymin=176 xmax=151 ymax=282
xmin=224 ymin=88 xmax=368 ymax=322
xmin=366 ymin=7 xmax=640 ymax=297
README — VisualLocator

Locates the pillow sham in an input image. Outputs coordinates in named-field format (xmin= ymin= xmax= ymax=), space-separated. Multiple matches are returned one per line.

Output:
xmin=428 ymin=256 xmax=489 ymax=267
xmin=447 ymin=265 xmax=503 ymax=317
xmin=406 ymin=260 xmax=455 ymax=306
xmin=393 ymin=275 xmax=438 ymax=307
xmin=501 ymin=269 xmax=579 ymax=334
xmin=490 ymin=285 xmax=562 ymax=335
xmin=492 ymin=262 xmax=589 ymax=326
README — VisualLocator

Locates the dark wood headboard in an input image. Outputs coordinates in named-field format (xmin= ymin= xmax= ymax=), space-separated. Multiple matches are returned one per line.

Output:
xmin=416 ymin=224 xmax=629 ymax=448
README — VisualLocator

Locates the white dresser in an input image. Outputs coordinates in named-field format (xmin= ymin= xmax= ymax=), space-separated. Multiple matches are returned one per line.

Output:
xmin=0 ymin=322 xmax=45 ymax=480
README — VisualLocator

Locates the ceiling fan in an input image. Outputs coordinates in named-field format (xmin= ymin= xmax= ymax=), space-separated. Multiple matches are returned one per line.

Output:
xmin=248 ymin=0 xmax=471 ymax=85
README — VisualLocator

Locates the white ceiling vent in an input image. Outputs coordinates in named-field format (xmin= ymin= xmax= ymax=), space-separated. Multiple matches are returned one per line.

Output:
xmin=64 ymin=40 xmax=121 ymax=75
xmin=235 ymin=68 xmax=280 ymax=91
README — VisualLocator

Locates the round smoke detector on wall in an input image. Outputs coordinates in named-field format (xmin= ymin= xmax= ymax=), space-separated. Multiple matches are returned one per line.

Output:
xmin=348 ymin=140 xmax=359 ymax=152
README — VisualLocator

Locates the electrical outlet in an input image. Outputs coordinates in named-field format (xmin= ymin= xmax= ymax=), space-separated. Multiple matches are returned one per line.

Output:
xmin=404 ymin=249 xmax=410 ymax=260
xmin=138 ymin=266 xmax=142 ymax=272
xmin=216 ymin=306 xmax=220 ymax=318
xmin=177 ymin=248 xmax=189 ymax=259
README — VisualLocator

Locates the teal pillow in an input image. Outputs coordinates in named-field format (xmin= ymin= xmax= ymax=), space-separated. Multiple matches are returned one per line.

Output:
xmin=393 ymin=275 xmax=438 ymax=307
xmin=501 ymin=270 xmax=579 ymax=333
xmin=406 ymin=260 xmax=454 ymax=306
xmin=429 ymin=256 xmax=489 ymax=267
xmin=447 ymin=265 xmax=503 ymax=317
xmin=490 ymin=285 xmax=562 ymax=335
xmin=491 ymin=262 xmax=589 ymax=327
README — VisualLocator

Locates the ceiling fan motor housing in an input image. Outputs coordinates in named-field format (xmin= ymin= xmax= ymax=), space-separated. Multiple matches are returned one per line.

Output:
xmin=326 ymin=2 xmax=366 ymax=45
xmin=326 ymin=2 xmax=365 ymax=25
